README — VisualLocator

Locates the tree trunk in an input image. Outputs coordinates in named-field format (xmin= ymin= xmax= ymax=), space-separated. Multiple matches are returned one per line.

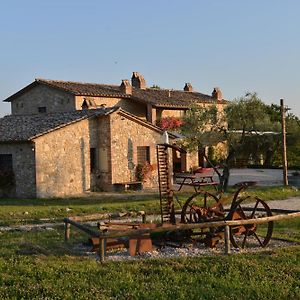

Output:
xmin=220 ymin=149 xmax=235 ymax=192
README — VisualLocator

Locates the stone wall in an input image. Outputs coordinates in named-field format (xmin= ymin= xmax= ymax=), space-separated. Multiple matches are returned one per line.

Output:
xmin=109 ymin=112 xmax=166 ymax=189
xmin=186 ymin=151 xmax=199 ymax=171
xmin=0 ymin=143 xmax=36 ymax=198
xmin=11 ymin=85 xmax=75 ymax=115
xmin=90 ymin=116 xmax=113 ymax=191
xmin=75 ymin=96 xmax=147 ymax=119
xmin=33 ymin=119 xmax=91 ymax=198
xmin=156 ymin=108 xmax=185 ymax=121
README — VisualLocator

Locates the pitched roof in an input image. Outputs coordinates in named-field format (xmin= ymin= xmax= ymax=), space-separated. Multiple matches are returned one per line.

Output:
xmin=3 ymin=78 xmax=227 ymax=108
xmin=36 ymin=79 xmax=129 ymax=98
xmin=0 ymin=107 xmax=175 ymax=143
xmin=0 ymin=107 xmax=118 ymax=142
xmin=131 ymin=88 xmax=225 ymax=107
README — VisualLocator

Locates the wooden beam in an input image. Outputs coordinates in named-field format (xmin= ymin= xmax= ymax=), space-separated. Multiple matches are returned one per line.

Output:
xmin=281 ymin=99 xmax=288 ymax=186
xmin=75 ymin=212 xmax=300 ymax=240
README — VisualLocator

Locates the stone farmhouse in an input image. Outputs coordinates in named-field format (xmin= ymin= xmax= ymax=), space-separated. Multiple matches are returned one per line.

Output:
xmin=0 ymin=72 xmax=227 ymax=198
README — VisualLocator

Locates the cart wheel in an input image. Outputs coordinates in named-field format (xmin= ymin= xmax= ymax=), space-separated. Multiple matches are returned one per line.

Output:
xmin=180 ymin=191 xmax=223 ymax=224
xmin=228 ymin=197 xmax=273 ymax=248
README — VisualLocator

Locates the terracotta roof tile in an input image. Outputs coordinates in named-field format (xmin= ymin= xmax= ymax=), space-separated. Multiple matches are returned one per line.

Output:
xmin=4 ymin=79 xmax=228 ymax=108
xmin=0 ymin=108 xmax=118 ymax=142
xmin=131 ymin=88 xmax=226 ymax=107
xmin=36 ymin=79 xmax=128 ymax=98
xmin=38 ymin=79 xmax=227 ymax=107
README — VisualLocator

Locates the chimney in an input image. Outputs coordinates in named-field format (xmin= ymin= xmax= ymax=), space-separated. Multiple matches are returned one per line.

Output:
xmin=212 ymin=87 xmax=223 ymax=101
xmin=120 ymin=79 xmax=132 ymax=95
xmin=184 ymin=83 xmax=193 ymax=92
xmin=131 ymin=72 xmax=146 ymax=89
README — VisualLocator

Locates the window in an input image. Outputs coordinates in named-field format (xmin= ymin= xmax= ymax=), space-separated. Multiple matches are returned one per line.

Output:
xmin=137 ymin=146 xmax=150 ymax=165
xmin=90 ymin=148 xmax=97 ymax=172
xmin=0 ymin=154 xmax=13 ymax=172
xmin=81 ymin=99 xmax=88 ymax=110
xmin=38 ymin=107 xmax=47 ymax=113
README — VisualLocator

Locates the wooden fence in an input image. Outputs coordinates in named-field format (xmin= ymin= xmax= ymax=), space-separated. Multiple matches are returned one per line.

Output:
xmin=64 ymin=210 xmax=300 ymax=263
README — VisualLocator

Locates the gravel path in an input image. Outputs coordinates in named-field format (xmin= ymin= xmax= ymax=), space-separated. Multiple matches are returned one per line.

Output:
xmin=265 ymin=197 xmax=300 ymax=211
xmin=1 ymin=194 xmax=299 ymax=262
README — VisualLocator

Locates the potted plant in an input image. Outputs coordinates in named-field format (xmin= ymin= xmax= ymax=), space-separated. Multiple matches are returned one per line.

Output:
xmin=136 ymin=162 xmax=156 ymax=182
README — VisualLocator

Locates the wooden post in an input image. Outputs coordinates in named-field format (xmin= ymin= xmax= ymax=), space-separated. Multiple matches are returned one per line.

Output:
xmin=280 ymin=99 xmax=288 ymax=186
xmin=142 ymin=212 xmax=146 ymax=224
xmin=98 ymin=232 xmax=107 ymax=263
xmin=224 ymin=225 xmax=231 ymax=255
xmin=64 ymin=222 xmax=70 ymax=241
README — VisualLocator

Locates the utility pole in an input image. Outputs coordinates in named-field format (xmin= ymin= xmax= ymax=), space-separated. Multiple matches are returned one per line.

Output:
xmin=280 ymin=99 xmax=288 ymax=186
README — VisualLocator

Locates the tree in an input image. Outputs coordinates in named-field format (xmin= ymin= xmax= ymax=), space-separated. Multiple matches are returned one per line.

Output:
xmin=265 ymin=104 xmax=300 ymax=167
xmin=180 ymin=92 xmax=280 ymax=191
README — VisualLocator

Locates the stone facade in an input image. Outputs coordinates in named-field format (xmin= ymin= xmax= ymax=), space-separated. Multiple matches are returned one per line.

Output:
xmin=109 ymin=112 xmax=167 ymax=189
xmin=155 ymin=108 xmax=185 ymax=122
xmin=90 ymin=115 xmax=112 ymax=191
xmin=0 ymin=110 xmax=170 ymax=198
xmin=75 ymin=96 xmax=147 ymax=120
xmin=1 ymin=73 xmax=228 ymax=197
xmin=33 ymin=119 xmax=92 ymax=198
xmin=0 ymin=142 xmax=36 ymax=198
xmin=11 ymin=85 xmax=75 ymax=115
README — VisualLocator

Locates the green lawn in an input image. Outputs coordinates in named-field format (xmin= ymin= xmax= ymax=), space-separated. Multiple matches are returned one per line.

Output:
xmin=0 ymin=186 xmax=299 ymax=225
xmin=0 ymin=186 xmax=299 ymax=299
xmin=0 ymin=225 xmax=299 ymax=300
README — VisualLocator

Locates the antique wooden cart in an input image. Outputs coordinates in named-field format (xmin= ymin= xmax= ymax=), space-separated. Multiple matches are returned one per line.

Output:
xmin=156 ymin=143 xmax=274 ymax=248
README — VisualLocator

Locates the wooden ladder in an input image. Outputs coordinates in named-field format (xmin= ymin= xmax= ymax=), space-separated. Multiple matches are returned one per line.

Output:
xmin=156 ymin=144 xmax=176 ymax=224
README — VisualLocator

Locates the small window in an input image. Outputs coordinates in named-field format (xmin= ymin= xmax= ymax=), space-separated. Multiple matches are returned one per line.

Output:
xmin=0 ymin=154 xmax=13 ymax=172
xmin=81 ymin=99 xmax=88 ymax=110
xmin=90 ymin=148 xmax=97 ymax=172
xmin=137 ymin=146 xmax=150 ymax=165
xmin=38 ymin=107 xmax=47 ymax=113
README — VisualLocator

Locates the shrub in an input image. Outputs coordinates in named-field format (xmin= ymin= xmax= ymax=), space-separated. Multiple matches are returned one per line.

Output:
xmin=136 ymin=162 xmax=155 ymax=182
xmin=159 ymin=117 xmax=183 ymax=130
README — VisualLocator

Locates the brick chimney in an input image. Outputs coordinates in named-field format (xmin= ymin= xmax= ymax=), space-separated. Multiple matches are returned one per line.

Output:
xmin=212 ymin=87 xmax=223 ymax=101
xmin=184 ymin=83 xmax=193 ymax=92
xmin=131 ymin=72 xmax=146 ymax=89
xmin=120 ymin=79 xmax=132 ymax=95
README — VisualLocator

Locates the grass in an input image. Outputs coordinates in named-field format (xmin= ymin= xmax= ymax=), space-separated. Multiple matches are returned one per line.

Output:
xmin=0 ymin=186 xmax=299 ymax=299
xmin=0 ymin=186 xmax=299 ymax=225
xmin=0 ymin=226 xmax=299 ymax=299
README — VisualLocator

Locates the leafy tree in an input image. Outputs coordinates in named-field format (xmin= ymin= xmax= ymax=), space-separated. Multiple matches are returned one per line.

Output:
xmin=149 ymin=84 xmax=161 ymax=89
xmin=180 ymin=92 xmax=280 ymax=191
xmin=265 ymin=104 xmax=300 ymax=167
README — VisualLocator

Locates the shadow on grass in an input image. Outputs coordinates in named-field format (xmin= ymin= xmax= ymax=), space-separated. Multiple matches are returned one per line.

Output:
xmin=0 ymin=194 xmax=161 ymax=207
xmin=1 ymin=228 xmax=95 ymax=258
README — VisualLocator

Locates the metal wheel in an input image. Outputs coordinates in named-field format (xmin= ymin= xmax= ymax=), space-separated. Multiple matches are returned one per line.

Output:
xmin=180 ymin=191 xmax=224 ymax=224
xmin=228 ymin=197 xmax=273 ymax=248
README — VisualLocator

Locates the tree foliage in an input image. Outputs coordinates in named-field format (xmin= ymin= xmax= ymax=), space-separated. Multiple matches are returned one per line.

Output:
xmin=265 ymin=104 xmax=300 ymax=167
xmin=179 ymin=92 xmax=281 ymax=190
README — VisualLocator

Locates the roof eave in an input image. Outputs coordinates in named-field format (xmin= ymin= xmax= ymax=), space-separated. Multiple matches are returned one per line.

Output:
xmin=116 ymin=109 xmax=176 ymax=139
xmin=30 ymin=107 xmax=119 ymax=141
xmin=3 ymin=81 xmax=39 ymax=102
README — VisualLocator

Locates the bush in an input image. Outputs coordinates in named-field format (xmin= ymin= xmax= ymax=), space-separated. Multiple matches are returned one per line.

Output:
xmin=136 ymin=162 xmax=155 ymax=182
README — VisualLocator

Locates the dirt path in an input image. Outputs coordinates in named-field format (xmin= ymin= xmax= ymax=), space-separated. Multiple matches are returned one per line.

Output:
xmin=266 ymin=197 xmax=300 ymax=211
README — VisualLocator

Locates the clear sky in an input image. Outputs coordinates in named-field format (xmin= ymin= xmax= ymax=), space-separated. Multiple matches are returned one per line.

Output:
xmin=1 ymin=0 xmax=299 ymax=117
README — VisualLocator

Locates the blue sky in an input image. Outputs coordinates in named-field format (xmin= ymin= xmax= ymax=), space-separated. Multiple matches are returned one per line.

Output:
xmin=1 ymin=0 xmax=299 ymax=117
